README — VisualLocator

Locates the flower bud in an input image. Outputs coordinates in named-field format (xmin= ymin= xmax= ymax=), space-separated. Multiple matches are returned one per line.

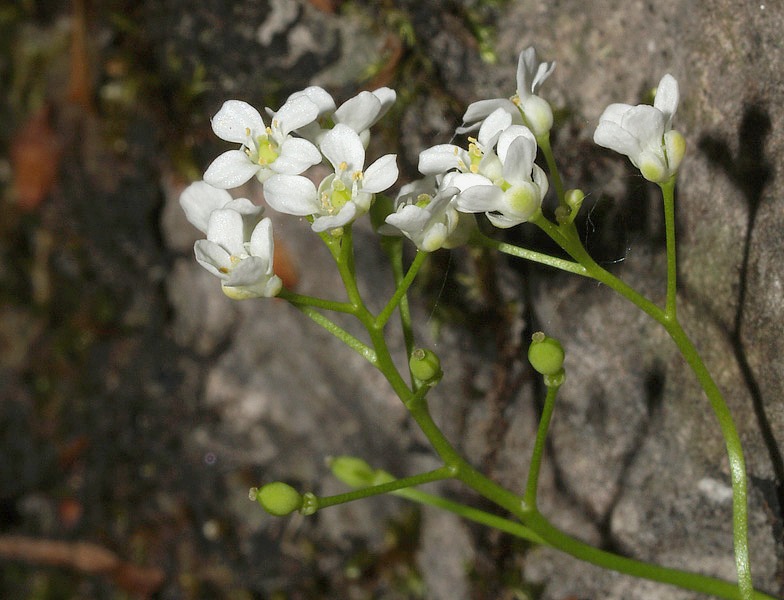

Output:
xmin=329 ymin=456 xmax=376 ymax=488
xmin=409 ymin=348 xmax=442 ymax=383
xmin=254 ymin=482 xmax=303 ymax=516
xmin=528 ymin=332 xmax=565 ymax=376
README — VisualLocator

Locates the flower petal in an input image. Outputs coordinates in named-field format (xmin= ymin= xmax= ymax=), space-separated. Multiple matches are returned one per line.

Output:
xmin=274 ymin=96 xmax=320 ymax=136
xmin=263 ymin=174 xmax=320 ymax=216
xmin=477 ymin=108 xmax=513 ymax=148
xmin=502 ymin=135 xmax=537 ymax=185
xmin=204 ymin=150 xmax=260 ymax=189
xmin=419 ymin=145 xmax=471 ymax=175
xmin=455 ymin=185 xmax=503 ymax=213
xmin=206 ymin=208 xmax=245 ymax=256
xmin=497 ymin=125 xmax=536 ymax=167
xmin=335 ymin=91 xmax=382 ymax=133
xmin=273 ymin=138 xmax=322 ymax=174
xmin=653 ymin=74 xmax=679 ymax=130
xmin=288 ymin=86 xmax=336 ymax=115
xmin=179 ymin=181 xmax=233 ymax=233
xmin=320 ymin=124 xmax=365 ymax=173
xmin=362 ymin=154 xmax=398 ymax=193
xmin=211 ymin=100 xmax=265 ymax=144
xmin=459 ymin=99 xmax=520 ymax=133
xmin=248 ymin=218 xmax=274 ymax=265
xmin=311 ymin=202 xmax=357 ymax=232
xmin=194 ymin=239 xmax=231 ymax=279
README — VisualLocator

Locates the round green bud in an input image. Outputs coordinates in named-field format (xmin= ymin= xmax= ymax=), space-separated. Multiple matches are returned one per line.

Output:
xmin=565 ymin=188 xmax=585 ymax=211
xmin=528 ymin=332 xmax=565 ymax=376
xmin=409 ymin=348 xmax=443 ymax=383
xmin=256 ymin=482 xmax=303 ymax=516
xmin=329 ymin=456 xmax=376 ymax=488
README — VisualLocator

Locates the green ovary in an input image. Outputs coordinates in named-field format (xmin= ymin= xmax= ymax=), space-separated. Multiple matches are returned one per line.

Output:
xmin=256 ymin=137 xmax=279 ymax=165
xmin=329 ymin=180 xmax=352 ymax=212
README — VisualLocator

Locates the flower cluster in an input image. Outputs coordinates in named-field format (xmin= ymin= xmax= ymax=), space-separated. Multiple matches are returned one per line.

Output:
xmin=180 ymin=46 xmax=684 ymax=297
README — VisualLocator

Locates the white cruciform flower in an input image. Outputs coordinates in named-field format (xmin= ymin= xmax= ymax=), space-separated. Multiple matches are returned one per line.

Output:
xmin=381 ymin=176 xmax=473 ymax=252
xmin=203 ymin=97 xmax=322 ymax=189
xmin=449 ymin=125 xmax=549 ymax=228
xmin=593 ymin=74 xmax=685 ymax=183
xmin=179 ymin=180 xmax=264 ymax=235
xmin=458 ymin=46 xmax=555 ymax=137
xmin=419 ymin=108 xmax=512 ymax=181
xmin=284 ymin=86 xmax=396 ymax=147
xmin=263 ymin=124 xmax=398 ymax=233
xmin=194 ymin=209 xmax=282 ymax=299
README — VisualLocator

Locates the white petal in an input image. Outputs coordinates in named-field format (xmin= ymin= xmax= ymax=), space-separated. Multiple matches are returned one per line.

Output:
xmin=223 ymin=197 xmax=263 ymax=217
xmin=486 ymin=212 xmax=523 ymax=229
xmin=274 ymin=96 xmax=320 ymax=136
xmin=477 ymin=108 xmax=513 ymax=148
xmin=273 ymin=138 xmax=322 ymax=174
xmin=320 ymin=124 xmax=365 ymax=173
xmin=335 ymin=91 xmax=382 ymax=133
xmin=419 ymin=145 xmax=471 ymax=175
xmin=194 ymin=239 xmax=231 ymax=279
xmin=620 ymin=105 xmax=665 ymax=147
xmin=248 ymin=218 xmax=274 ymax=264
xmin=593 ymin=121 xmax=642 ymax=158
xmin=362 ymin=154 xmax=398 ymax=193
xmin=288 ymin=86 xmax=336 ymax=115
xmin=653 ymin=74 xmax=679 ymax=129
xmin=311 ymin=202 xmax=357 ymax=232
xmin=370 ymin=87 xmax=396 ymax=122
xmin=502 ymin=135 xmax=537 ymax=185
xmin=455 ymin=185 xmax=503 ymax=213
xmin=225 ymin=256 xmax=268 ymax=287
xmin=445 ymin=171 xmax=493 ymax=192
xmin=385 ymin=204 xmax=430 ymax=232
xmin=460 ymin=99 xmax=518 ymax=130
xmin=206 ymin=209 xmax=245 ymax=256
xmin=211 ymin=100 xmax=265 ymax=143
xmin=179 ymin=181 xmax=233 ymax=233
xmin=497 ymin=126 xmax=536 ymax=166
xmin=263 ymin=174 xmax=320 ymax=216
xmin=204 ymin=150 xmax=260 ymax=189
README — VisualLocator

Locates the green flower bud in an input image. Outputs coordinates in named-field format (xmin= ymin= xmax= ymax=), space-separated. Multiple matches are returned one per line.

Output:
xmin=409 ymin=348 xmax=443 ymax=383
xmin=565 ymin=189 xmax=585 ymax=212
xmin=329 ymin=456 xmax=376 ymax=488
xmin=255 ymin=482 xmax=303 ymax=516
xmin=528 ymin=332 xmax=565 ymax=376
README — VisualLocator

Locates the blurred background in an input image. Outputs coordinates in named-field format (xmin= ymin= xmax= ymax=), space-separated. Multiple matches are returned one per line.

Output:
xmin=1 ymin=1 xmax=782 ymax=598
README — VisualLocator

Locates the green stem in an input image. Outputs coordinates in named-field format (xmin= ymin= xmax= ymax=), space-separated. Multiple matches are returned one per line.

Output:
xmin=376 ymin=249 xmax=427 ymax=330
xmin=537 ymin=132 xmax=566 ymax=206
xmin=315 ymin=466 xmax=455 ymax=510
xmin=290 ymin=303 xmax=376 ymax=366
xmin=392 ymin=487 xmax=547 ymax=545
xmin=472 ymin=229 xmax=589 ymax=276
xmin=382 ymin=237 xmax=416 ymax=361
xmin=524 ymin=511 xmax=775 ymax=600
xmin=278 ymin=289 xmax=356 ymax=314
xmin=661 ymin=177 xmax=678 ymax=319
xmin=524 ymin=382 xmax=560 ymax=508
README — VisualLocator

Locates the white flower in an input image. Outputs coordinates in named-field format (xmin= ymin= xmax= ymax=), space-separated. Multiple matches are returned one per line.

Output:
xmin=593 ymin=74 xmax=686 ymax=183
xmin=458 ymin=46 xmax=555 ymax=137
xmin=449 ymin=126 xmax=549 ymax=228
xmin=419 ymin=108 xmax=512 ymax=180
xmin=284 ymin=86 xmax=396 ymax=147
xmin=381 ymin=177 xmax=472 ymax=252
xmin=179 ymin=180 xmax=263 ymax=234
xmin=203 ymin=97 xmax=322 ymax=189
xmin=263 ymin=124 xmax=398 ymax=233
xmin=194 ymin=208 xmax=282 ymax=299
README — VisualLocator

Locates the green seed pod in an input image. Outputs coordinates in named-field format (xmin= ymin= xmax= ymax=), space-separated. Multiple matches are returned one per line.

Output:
xmin=329 ymin=456 xmax=376 ymax=488
xmin=256 ymin=482 xmax=303 ymax=516
xmin=528 ymin=332 xmax=565 ymax=376
xmin=409 ymin=348 xmax=443 ymax=383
